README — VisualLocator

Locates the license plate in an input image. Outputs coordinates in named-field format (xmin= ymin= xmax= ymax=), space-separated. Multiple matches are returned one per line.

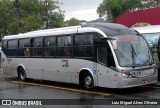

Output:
xmin=130 ymin=71 xmax=142 ymax=76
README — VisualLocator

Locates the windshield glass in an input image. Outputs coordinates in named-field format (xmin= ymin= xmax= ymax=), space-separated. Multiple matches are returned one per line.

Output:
xmin=114 ymin=34 xmax=153 ymax=67
xmin=142 ymin=33 xmax=160 ymax=48
xmin=142 ymin=33 xmax=160 ymax=64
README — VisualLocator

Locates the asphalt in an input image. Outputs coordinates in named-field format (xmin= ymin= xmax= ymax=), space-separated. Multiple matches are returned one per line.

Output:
xmin=154 ymin=81 xmax=160 ymax=86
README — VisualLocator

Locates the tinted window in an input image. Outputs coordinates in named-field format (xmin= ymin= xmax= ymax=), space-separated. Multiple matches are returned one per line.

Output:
xmin=8 ymin=40 xmax=18 ymax=49
xmin=19 ymin=39 xmax=30 ymax=48
xmin=44 ymin=37 xmax=56 ymax=47
xmin=7 ymin=40 xmax=18 ymax=56
xmin=19 ymin=39 xmax=30 ymax=57
xmin=57 ymin=36 xmax=73 ymax=57
xmin=31 ymin=38 xmax=43 ymax=56
xmin=75 ymin=34 xmax=93 ymax=45
xmin=74 ymin=34 xmax=93 ymax=57
xmin=58 ymin=36 xmax=72 ymax=46
xmin=97 ymin=47 xmax=107 ymax=65
xmin=44 ymin=37 xmax=56 ymax=57
xmin=2 ymin=40 xmax=7 ymax=54
xmin=74 ymin=46 xmax=93 ymax=57
xmin=32 ymin=38 xmax=43 ymax=47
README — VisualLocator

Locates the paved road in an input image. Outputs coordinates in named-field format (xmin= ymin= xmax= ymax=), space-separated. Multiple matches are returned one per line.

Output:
xmin=0 ymin=77 xmax=160 ymax=108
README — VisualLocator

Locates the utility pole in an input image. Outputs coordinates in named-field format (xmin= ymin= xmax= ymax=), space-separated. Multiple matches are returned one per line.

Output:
xmin=14 ymin=0 xmax=21 ymax=32
xmin=46 ymin=0 xmax=49 ymax=29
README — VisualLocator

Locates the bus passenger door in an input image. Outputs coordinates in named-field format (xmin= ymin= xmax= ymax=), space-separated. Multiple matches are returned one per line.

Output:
xmin=96 ymin=47 xmax=111 ymax=88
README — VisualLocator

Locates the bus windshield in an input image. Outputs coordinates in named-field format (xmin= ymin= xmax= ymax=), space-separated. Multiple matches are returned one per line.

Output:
xmin=114 ymin=35 xmax=153 ymax=67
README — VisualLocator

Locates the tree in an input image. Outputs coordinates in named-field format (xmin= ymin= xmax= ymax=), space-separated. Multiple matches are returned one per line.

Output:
xmin=65 ymin=18 xmax=80 ymax=26
xmin=49 ymin=12 xmax=65 ymax=28
xmin=0 ymin=0 xmax=65 ymax=35
xmin=0 ymin=0 xmax=15 ymax=35
xmin=141 ymin=0 xmax=160 ymax=8
xmin=97 ymin=0 xmax=143 ymax=22
xmin=97 ymin=0 xmax=160 ymax=22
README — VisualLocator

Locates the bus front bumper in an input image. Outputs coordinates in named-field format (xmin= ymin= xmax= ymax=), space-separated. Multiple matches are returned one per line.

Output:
xmin=118 ymin=74 xmax=158 ymax=88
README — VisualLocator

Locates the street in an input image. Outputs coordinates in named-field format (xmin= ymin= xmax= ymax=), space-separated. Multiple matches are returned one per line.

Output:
xmin=0 ymin=77 xmax=160 ymax=108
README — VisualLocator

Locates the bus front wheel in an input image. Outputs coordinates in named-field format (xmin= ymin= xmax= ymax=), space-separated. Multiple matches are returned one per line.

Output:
xmin=82 ymin=72 xmax=94 ymax=90
xmin=18 ymin=67 xmax=26 ymax=81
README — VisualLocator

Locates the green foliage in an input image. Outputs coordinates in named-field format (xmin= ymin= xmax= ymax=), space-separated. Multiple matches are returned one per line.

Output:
xmin=0 ymin=0 xmax=65 ymax=36
xmin=65 ymin=18 xmax=80 ymax=26
xmin=97 ymin=0 xmax=160 ymax=21
xmin=49 ymin=12 xmax=65 ymax=28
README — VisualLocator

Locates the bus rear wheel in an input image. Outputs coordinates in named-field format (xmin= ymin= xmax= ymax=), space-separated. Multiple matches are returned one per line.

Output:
xmin=18 ymin=67 xmax=26 ymax=81
xmin=82 ymin=72 xmax=94 ymax=90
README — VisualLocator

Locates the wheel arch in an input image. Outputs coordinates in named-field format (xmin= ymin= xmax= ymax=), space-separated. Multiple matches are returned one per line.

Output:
xmin=79 ymin=68 xmax=94 ymax=86
xmin=17 ymin=64 xmax=26 ymax=77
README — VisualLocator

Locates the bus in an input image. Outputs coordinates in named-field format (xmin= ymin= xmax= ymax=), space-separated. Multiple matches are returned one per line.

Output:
xmin=1 ymin=23 xmax=157 ymax=89
xmin=133 ymin=25 xmax=160 ymax=72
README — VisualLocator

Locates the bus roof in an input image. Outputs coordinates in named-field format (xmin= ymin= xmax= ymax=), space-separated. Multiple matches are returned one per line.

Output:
xmin=3 ymin=23 xmax=137 ymax=40
xmin=132 ymin=25 xmax=160 ymax=34
xmin=82 ymin=23 xmax=136 ymax=36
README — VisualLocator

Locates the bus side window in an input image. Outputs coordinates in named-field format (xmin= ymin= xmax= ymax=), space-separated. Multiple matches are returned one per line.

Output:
xmin=57 ymin=36 xmax=73 ymax=57
xmin=2 ymin=40 xmax=7 ymax=55
xmin=97 ymin=47 xmax=115 ymax=67
xmin=19 ymin=39 xmax=30 ymax=57
xmin=97 ymin=47 xmax=107 ymax=65
xmin=108 ymin=47 xmax=116 ymax=67
xmin=44 ymin=37 xmax=56 ymax=57
xmin=31 ymin=38 xmax=43 ymax=57
xmin=8 ymin=40 xmax=18 ymax=56
xmin=74 ymin=34 xmax=93 ymax=57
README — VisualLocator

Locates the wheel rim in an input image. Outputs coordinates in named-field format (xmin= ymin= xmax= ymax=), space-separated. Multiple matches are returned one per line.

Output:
xmin=85 ymin=76 xmax=92 ymax=87
xmin=20 ymin=72 xmax=25 ymax=80
xmin=19 ymin=68 xmax=25 ymax=81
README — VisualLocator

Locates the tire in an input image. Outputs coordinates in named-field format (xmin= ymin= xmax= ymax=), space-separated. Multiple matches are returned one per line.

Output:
xmin=82 ymin=72 xmax=94 ymax=90
xmin=18 ymin=67 xmax=26 ymax=81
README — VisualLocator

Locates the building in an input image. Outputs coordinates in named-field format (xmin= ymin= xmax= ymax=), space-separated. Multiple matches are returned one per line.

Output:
xmin=115 ymin=7 xmax=160 ymax=27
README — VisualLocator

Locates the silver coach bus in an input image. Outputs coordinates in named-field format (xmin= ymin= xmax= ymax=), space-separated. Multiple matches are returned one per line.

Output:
xmin=1 ymin=23 xmax=157 ymax=89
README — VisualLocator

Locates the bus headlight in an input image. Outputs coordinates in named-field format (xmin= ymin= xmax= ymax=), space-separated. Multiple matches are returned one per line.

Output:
xmin=121 ymin=71 xmax=130 ymax=78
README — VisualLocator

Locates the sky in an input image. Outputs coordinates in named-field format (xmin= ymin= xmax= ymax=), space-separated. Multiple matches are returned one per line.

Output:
xmin=58 ymin=0 xmax=104 ymax=21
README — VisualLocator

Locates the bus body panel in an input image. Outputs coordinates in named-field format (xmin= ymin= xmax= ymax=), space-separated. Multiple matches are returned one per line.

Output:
xmin=96 ymin=64 xmax=112 ymax=88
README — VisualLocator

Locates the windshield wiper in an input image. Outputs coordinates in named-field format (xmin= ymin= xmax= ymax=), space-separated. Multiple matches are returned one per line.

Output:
xmin=148 ymin=50 xmax=152 ymax=65
xmin=130 ymin=43 xmax=136 ymax=67
xmin=130 ymin=43 xmax=143 ymax=68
